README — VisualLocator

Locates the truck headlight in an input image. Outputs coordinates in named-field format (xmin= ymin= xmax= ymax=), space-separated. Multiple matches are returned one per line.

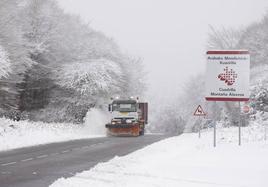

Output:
xmin=126 ymin=119 xmax=132 ymax=123
xmin=112 ymin=121 xmax=116 ymax=125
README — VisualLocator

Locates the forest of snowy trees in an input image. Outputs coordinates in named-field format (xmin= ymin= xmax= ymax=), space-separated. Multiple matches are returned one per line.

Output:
xmin=0 ymin=0 xmax=146 ymax=123
xmin=1 ymin=0 xmax=268 ymax=134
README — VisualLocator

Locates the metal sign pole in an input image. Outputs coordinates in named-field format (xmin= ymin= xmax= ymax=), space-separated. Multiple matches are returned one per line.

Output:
xmin=194 ymin=105 xmax=206 ymax=139
xmin=214 ymin=120 xmax=216 ymax=147
xmin=214 ymin=101 xmax=216 ymax=148
xmin=199 ymin=116 xmax=201 ymax=138
xmin=265 ymin=124 xmax=267 ymax=141
xmin=239 ymin=101 xmax=241 ymax=146
xmin=263 ymin=112 xmax=267 ymax=141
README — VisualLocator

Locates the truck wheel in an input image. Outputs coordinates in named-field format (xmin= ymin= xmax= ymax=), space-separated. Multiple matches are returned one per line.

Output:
xmin=139 ymin=126 xmax=145 ymax=136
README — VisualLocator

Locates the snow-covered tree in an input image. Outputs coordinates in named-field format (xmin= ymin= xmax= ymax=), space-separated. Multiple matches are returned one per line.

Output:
xmin=0 ymin=0 xmax=32 ymax=76
xmin=0 ymin=0 xmax=32 ymax=116
xmin=251 ymin=65 xmax=268 ymax=112
xmin=207 ymin=26 xmax=243 ymax=50
xmin=149 ymin=102 xmax=185 ymax=135
xmin=21 ymin=0 xmax=61 ymax=59
xmin=56 ymin=59 xmax=123 ymax=102
xmin=0 ymin=45 xmax=11 ymax=78
xmin=238 ymin=22 xmax=268 ymax=67
xmin=121 ymin=57 xmax=147 ymax=97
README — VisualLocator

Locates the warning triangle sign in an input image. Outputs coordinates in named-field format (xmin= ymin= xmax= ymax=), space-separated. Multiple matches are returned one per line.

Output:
xmin=194 ymin=105 xmax=206 ymax=116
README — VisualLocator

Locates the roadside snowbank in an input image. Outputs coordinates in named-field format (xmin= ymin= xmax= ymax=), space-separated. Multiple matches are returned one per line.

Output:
xmin=0 ymin=109 xmax=108 ymax=151
xmin=51 ymin=122 xmax=268 ymax=187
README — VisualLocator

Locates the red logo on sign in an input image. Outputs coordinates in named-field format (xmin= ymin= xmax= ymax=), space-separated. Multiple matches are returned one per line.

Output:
xmin=218 ymin=67 xmax=237 ymax=86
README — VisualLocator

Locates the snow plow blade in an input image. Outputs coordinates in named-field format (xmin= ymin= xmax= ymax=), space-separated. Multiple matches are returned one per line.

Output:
xmin=105 ymin=124 xmax=140 ymax=137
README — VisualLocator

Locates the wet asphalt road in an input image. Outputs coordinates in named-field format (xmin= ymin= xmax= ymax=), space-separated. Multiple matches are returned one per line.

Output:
xmin=0 ymin=135 xmax=168 ymax=187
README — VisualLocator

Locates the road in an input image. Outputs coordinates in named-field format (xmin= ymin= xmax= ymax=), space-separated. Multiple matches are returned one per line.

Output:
xmin=0 ymin=135 xmax=168 ymax=187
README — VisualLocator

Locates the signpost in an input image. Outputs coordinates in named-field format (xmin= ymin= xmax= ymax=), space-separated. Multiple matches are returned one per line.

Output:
xmin=262 ymin=112 xmax=268 ymax=141
xmin=205 ymin=50 xmax=250 ymax=147
xmin=194 ymin=105 xmax=206 ymax=138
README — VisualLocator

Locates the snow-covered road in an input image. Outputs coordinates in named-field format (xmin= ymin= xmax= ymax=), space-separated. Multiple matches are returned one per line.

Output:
xmin=0 ymin=135 xmax=167 ymax=187
xmin=51 ymin=123 xmax=268 ymax=187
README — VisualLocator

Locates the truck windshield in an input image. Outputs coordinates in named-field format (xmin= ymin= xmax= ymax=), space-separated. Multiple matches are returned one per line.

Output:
xmin=113 ymin=103 xmax=137 ymax=112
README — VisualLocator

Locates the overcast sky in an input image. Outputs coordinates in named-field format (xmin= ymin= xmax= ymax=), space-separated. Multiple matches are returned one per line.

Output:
xmin=58 ymin=0 xmax=267 ymax=101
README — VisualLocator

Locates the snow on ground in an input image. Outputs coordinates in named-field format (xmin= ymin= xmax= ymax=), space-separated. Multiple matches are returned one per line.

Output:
xmin=0 ymin=109 xmax=109 ymax=151
xmin=51 ymin=121 xmax=268 ymax=187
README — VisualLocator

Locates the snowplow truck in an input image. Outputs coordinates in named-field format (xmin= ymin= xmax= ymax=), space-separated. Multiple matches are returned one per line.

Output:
xmin=105 ymin=99 xmax=148 ymax=136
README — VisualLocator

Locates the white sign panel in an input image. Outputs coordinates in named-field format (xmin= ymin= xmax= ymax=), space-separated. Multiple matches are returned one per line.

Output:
xmin=205 ymin=51 xmax=250 ymax=101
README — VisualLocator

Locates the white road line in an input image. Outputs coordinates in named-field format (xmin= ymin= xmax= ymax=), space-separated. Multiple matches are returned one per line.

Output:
xmin=36 ymin=154 xmax=48 ymax=159
xmin=1 ymin=162 xmax=16 ymax=166
xmin=1 ymin=171 xmax=11 ymax=174
xmin=61 ymin=150 xmax=70 ymax=153
xmin=21 ymin=158 xmax=34 ymax=162
xmin=50 ymin=152 xmax=59 ymax=156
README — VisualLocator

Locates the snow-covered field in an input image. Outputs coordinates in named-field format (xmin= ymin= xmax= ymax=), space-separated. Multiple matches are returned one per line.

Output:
xmin=0 ymin=109 xmax=109 ymax=151
xmin=51 ymin=122 xmax=268 ymax=187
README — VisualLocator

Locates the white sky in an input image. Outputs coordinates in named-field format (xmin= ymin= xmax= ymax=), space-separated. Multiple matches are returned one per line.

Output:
xmin=57 ymin=0 xmax=267 ymax=101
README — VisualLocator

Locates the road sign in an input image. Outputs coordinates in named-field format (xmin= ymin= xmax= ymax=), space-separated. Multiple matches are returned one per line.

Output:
xmin=194 ymin=105 xmax=206 ymax=139
xmin=243 ymin=105 xmax=250 ymax=113
xmin=205 ymin=50 xmax=250 ymax=102
xmin=194 ymin=105 xmax=206 ymax=116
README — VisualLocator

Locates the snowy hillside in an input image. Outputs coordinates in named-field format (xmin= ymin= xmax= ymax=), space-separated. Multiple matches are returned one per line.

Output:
xmin=51 ymin=121 xmax=268 ymax=187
